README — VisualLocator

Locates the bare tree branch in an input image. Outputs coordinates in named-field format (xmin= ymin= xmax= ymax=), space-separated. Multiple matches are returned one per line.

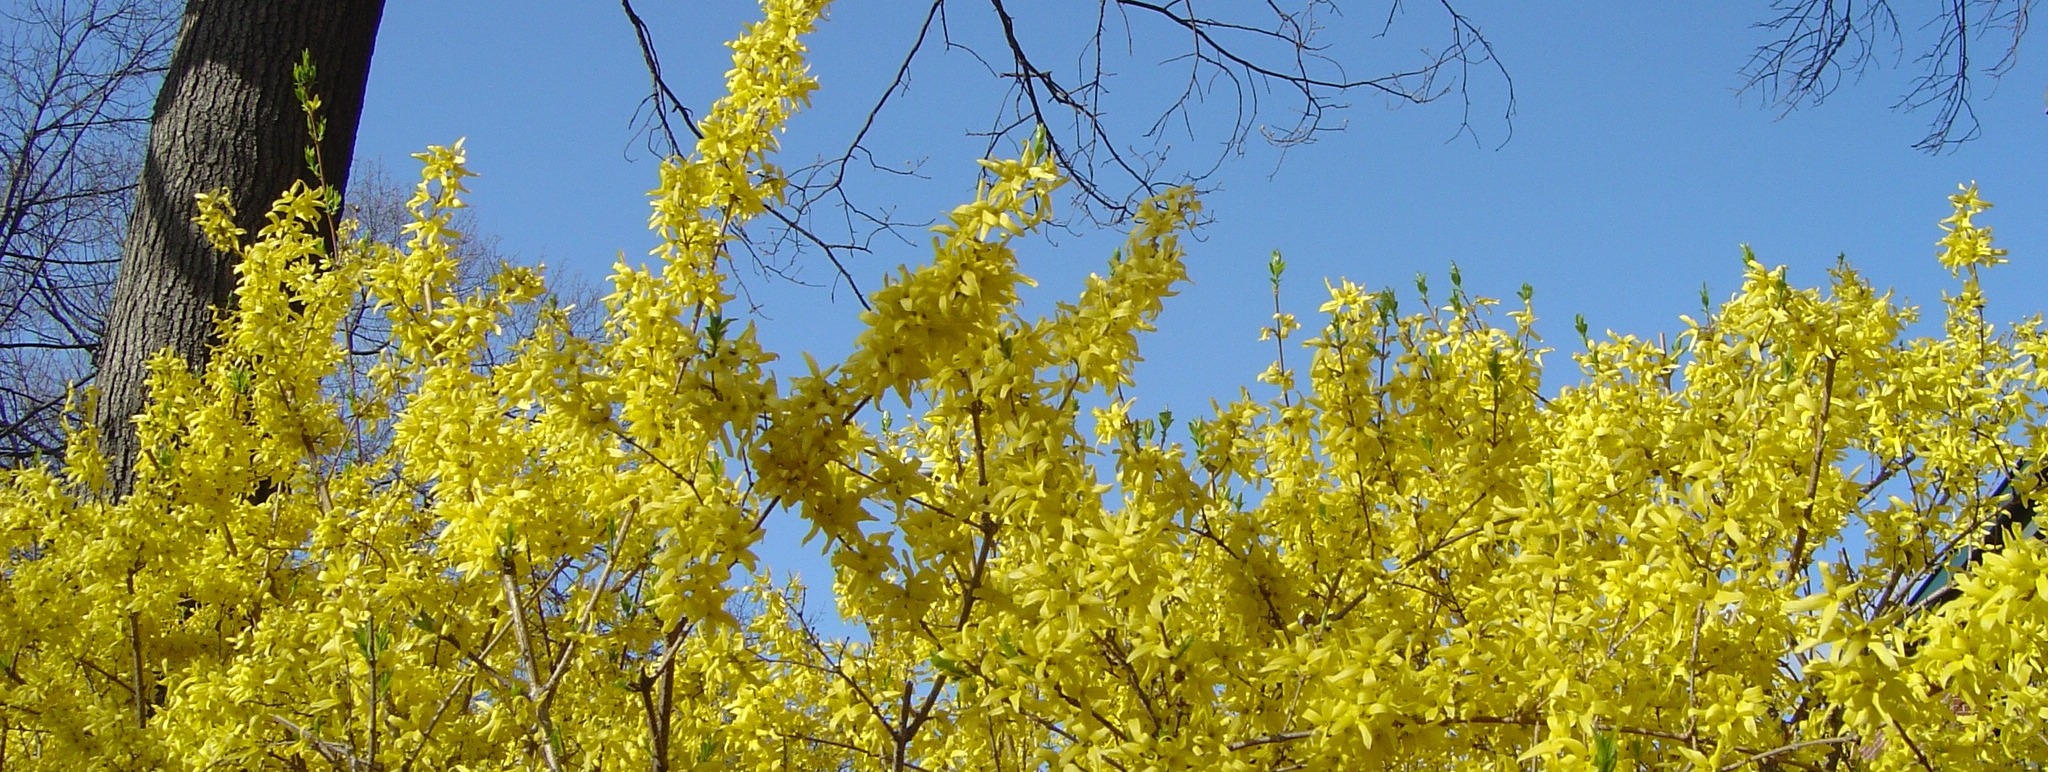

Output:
xmin=619 ymin=1 xmax=1515 ymax=299
xmin=1740 ymin=0 xmax=2035 ymax=152
xmin=621 ymin=0 xmax=876 ymax=311
xmin=0 ymin=0 xmax=176 ymax=464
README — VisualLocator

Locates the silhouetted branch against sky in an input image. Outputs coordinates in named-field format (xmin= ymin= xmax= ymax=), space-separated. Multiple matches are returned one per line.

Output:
xmin=619 ymin=0 xmax=1515 ymax=306
xmin=1739 ymin=0 xmax=2035 ymax=152
xmin=0 ymin=0 xmax=175 ymax=464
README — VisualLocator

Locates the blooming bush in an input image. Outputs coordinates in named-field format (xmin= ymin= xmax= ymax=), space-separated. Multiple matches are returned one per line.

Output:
xmin=1 ymin=1 xmax=2043 ymax=768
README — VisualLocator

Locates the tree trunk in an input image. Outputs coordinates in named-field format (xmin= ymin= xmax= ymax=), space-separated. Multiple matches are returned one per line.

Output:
xmin=92 ymin=0 xmax=383 ymax=494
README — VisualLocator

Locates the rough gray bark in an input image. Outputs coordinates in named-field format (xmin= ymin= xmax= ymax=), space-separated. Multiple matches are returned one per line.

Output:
xmin=92 ymin=0 xmax=382 ymax=493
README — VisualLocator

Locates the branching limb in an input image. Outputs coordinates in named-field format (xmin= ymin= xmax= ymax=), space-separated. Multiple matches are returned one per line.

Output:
xmin=1739 ymin=0 xmax=2032 ymax=151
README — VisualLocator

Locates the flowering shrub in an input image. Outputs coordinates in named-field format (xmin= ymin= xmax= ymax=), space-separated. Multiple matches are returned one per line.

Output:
xmin=1 ymin=1 xmax=2043 ymax=768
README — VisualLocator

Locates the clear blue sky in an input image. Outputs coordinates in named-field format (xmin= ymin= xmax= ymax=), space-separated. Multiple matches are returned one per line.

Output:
xmin=354 ymin=1 xmax=2046 ymax=591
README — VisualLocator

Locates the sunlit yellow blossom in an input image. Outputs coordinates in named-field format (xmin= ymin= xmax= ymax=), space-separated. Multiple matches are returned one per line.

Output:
xmin=0 ymin=0 xmax=2039 ymax=768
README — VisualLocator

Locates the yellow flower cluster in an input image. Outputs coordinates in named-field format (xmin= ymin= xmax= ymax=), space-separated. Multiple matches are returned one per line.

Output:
xmin=1936 ymin=182 xmax=2007 ymax=274
xmin=1 ymin=0 xmax=2044 ymax=768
